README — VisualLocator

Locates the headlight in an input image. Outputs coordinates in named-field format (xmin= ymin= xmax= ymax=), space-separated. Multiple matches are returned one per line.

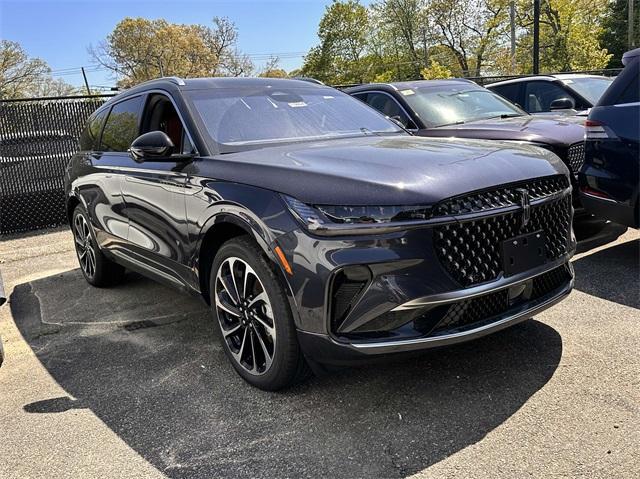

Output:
xmin=282 ymin=195 xmax=433 ymax=231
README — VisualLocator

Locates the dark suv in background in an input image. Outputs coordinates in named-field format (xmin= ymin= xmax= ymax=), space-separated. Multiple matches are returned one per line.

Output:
xmin=346 ymin=80 xmax=587 ymax=199
xmin=66 ymin=77 xmax=575 ymax=390
xmin=579 ymin=49 xmax=640 ymax=228
xmin=487 ymin=74 xmax=614 ymax=115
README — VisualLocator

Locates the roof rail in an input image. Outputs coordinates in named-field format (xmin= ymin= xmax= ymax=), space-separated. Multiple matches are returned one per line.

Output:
xmin=164 ymin=76 xmax=186 ymax=86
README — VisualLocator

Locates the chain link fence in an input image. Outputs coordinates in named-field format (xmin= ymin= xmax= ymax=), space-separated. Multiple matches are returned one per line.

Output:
xmin=0 ymin=95 xmax=113 ymax=234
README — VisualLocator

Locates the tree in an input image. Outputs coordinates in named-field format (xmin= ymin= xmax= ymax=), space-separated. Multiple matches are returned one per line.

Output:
xmin=259 ymin=57 xmax=289 ymax=78
xmin=0 ymin=40 xmax=79 ymax=99
xmin=421 ymin=59 xmax=453 ymax=79
xmin=371 ymin=0 xmax=430 ymax=79
xmin=515 ymin=0 xmax=612 ymax=73
xmin=301 ymin=0 xmax=371 ymax=84
xmin=90 ymin=17 xmax=254 ymax=88
xmin=600 ymin=0 xmax=640 ymax=68
xmin=430 ymin=0 xmax=509 ymax=77
xmin=0 ymin=40 xmax=49 ymax=98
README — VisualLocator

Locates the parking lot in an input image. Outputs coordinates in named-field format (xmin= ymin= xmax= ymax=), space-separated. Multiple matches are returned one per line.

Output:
xmin=0 ymin=221 xmax=638 ymax=479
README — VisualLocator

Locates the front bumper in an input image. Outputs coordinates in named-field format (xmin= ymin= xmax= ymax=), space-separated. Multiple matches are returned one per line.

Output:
xmin=298 ymin=262 xmax=573 ymax=364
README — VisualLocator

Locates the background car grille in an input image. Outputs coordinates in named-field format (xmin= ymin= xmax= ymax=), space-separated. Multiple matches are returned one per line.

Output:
xmin=428 ymin=264 xmax=571 ymax=335
xmin=567 ymin=142 xmax=585 ymax=176
xmin=434 ymin=184 xmax=571 ymax=287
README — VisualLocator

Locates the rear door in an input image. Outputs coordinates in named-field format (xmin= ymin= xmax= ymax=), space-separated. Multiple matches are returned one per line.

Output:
xmin=79 ymin=99 xmax=139 ymax=250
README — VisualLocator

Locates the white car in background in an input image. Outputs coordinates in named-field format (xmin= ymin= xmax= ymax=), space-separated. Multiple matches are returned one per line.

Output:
xmin=487 ymin=74 xmax=614 ymax=116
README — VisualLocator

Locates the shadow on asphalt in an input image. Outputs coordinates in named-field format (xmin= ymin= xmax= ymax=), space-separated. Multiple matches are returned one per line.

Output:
xmin=11 ymin=268 xmax=563 ymax=478
xmin=572 ymin=238 xmax=639 ymax=309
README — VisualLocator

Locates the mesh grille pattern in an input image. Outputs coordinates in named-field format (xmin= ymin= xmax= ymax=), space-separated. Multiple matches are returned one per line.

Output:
xmin=434 ymin=195 xmax=571 ymax=287
xmin=431 ymin=265 xmax=570 ymax=335
xmin=433 ymin=175 xmax=568 ymax=216
xmin=566 ymin=142 xmax=585 ymax=176
xmin=0 ymin=96 xmax=111 ymax=234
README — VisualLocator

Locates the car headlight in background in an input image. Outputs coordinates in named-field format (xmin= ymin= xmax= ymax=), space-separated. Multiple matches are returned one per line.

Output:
xmin=282 ymin=195 xmax=433 ymax=230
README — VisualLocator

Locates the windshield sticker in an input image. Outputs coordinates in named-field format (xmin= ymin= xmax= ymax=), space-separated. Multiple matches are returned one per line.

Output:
xmin=288 ymin=101 xmax=307 ymax=108
xmin=563 ymin=79 xmax=574 ymax=84
xmin=400 ymin=89 xmax=415 ymax=96
xmin=323 ymin=95 xmax=334 ymax=99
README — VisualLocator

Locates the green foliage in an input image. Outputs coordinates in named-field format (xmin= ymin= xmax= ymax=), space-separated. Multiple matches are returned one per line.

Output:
xmin=0 ymin=40 xmax=78 ymax=99
xmin=515 ymin=0 xmax=612 ymax=73
xmin=420 ymin=60 xmax=453 ymax=79
xmin=302 ymin=0 xmax=618 ymax=85
xmin=600 ymin=0 xmax=640 ymax=68
xmin=90 ymin=17 xmax=254 ymax=88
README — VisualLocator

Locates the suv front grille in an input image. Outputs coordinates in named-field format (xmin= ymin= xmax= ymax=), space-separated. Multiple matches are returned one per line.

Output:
xmin=432 ymin=175 xmax=568 ymax=216
xmin=567 ymin=142 xmax=585 ymax=176
xmin=434 ymin=189 xmax=571 ymax=287
xmin=429 ymin=264 xmax=572 ymax=335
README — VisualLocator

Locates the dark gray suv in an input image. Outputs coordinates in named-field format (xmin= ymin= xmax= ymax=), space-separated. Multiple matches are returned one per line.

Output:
xmin=65 ymin=77 xmax=575 ymax=389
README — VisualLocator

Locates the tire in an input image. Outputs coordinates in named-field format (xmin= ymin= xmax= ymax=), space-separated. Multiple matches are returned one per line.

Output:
xmin=210 ymin=236 xmax=309 ymax=390
xmin=72 ymin=205 xmax=125 ymax=287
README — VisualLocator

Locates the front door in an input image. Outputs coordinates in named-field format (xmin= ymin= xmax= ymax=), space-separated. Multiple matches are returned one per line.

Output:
xmin=120 ymin=93 xmax=193 ymax=287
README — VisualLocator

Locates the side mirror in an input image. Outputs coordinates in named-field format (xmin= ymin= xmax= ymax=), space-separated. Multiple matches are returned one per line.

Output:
xmin=388 ymin=115 xmax=407 ymax=128
xmin=550 ymin=98 xmax=575 ymax=111
xmin=129 ymin=131 xmax=175 ymax=161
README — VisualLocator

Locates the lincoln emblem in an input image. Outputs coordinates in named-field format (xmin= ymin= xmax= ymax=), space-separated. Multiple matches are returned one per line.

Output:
xmin=517 ymin=188 xmax=531 ymax=227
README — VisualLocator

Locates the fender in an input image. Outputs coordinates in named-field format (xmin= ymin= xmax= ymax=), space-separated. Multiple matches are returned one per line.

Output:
xmin=193 ymin=208 xmax=303 ymax=328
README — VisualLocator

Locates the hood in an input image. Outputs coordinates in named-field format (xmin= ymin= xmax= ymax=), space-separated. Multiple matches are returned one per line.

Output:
xmin=422 ymin=115 xmax=585 ymax=147
xmin=194 ymin=135 xmax=568 ymax=205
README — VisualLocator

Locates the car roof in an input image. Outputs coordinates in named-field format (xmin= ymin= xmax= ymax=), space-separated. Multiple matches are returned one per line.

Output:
xmin=99 ymin=76 xmax=330 ymax=111
xmin=345 ymin=78 xmax=477 ymax=93
xmin=487 ymin=74 xmax=610 ymax=87
xmin=622 ymin=47 xmax=640 ymax=65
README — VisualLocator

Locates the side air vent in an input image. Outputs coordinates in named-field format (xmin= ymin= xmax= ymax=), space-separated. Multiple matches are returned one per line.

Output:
xmin=330 ymin=266 xmax=371 ymax=333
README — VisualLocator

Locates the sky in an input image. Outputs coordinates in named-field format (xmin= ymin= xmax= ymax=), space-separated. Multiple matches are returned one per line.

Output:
xmin=0 ymin=0 xmax=361 ymax=91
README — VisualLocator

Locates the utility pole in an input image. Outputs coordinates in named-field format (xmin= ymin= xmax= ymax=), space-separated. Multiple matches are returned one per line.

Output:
xmin=533 ymin=0 xmax=540 ymax=74
xmin=421 ymin=26 xmax=429 ymax=69
xmin=630 ymin=0 xmax=636 ymax=50
xmin=81 ymin=67 xmax=91 ymax=95
xmin=510 ymin=1 xmax=516 ymax=73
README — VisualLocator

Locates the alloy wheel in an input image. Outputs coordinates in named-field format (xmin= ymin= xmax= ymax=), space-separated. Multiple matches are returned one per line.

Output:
xmin=73 ymin=213 xmax=96 ymax=278
xmin=214 ymin=257 xmax=277 ymax=375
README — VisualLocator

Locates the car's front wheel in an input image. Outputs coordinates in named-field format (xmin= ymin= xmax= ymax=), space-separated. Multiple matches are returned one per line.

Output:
xmin=210 ymin=237 xmax=308 ymax=390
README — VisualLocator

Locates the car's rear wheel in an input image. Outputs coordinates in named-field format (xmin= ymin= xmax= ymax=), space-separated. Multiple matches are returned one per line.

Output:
xmin=72 ymin=205 xmax=124 ymax=287
xmin=210 ymin=237 xmax=309 ymax=390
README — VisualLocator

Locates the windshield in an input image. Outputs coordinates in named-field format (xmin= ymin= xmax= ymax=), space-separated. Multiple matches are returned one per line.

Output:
xmin=561 ymin=77 xmax=613 ymax=105
xmin=402 ymin=87 xmax=525 ymax=127
xmin=187 ymin=86 xmax=403 ymax=153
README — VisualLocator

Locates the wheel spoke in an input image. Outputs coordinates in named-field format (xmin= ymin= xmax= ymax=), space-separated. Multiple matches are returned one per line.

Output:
xmin=228 ymin=258 xmax=242 ymax=302
xmin=221 ymin=322 xmax=243 ymax=338
xmin=217 ymin=298 xmax=241 ymax=317
xmin=232 ymin=328 xmax=248 ymax=363
xmin=247 ymin=291 xmax=267 ymax=309
xmin=249 ymin=329 xmax=257 ymax=371
xmin=217 ymin=271 xmax=239 ymax=305
xmin=253 ymin=314 xmax=275 ymax=339
xmin=254 ymin=326 xmax=273 ymax=370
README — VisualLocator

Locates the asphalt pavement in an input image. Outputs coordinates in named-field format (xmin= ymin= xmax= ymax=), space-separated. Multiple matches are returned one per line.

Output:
xmin=0 ymin=220 xmax=638 ymax=479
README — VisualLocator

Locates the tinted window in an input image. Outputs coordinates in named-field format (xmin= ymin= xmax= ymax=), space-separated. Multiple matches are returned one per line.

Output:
xmin=617 ymin=72 xmax=640 ymax=104
xmin=401 ymin=87 xmax=524 ymax=127
xmin=100 ymin=96 xmax=143 ymax=152
xmin=524 ymin=81 xmax=574 ymax=112
xmin=561 ymin=77 xmax=613 ymax=105
xmin=188 ymin=87 xmax=402 ymax=153
xmin=79 ymin=109 xmax=108 ymax=151
xmin=490 ymin=83 xmax=521 ymax=106
xmin=362 ymin=92 xmax=415 ymax=128
xmin=142 ymin=94 xmax=193 ymax=154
